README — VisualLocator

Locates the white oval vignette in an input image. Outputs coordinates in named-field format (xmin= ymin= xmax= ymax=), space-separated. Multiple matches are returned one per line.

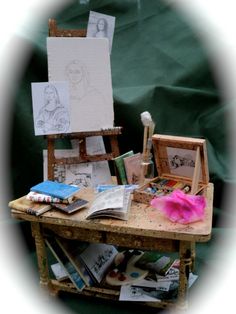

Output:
xmin=1 ymin=1 xmax=236 ymax=314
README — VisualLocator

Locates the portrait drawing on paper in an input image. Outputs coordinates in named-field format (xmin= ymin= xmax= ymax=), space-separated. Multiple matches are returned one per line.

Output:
xmin=31 ymin=81 xmax=71 ymax=136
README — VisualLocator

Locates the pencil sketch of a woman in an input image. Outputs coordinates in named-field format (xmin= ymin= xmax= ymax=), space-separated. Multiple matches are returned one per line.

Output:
xmin=65 ymin=59 xmax=106 ymax=108
xmin=36 ymin=84 xmax=70 ymax=134
xmin=94 ymin=18 xmax=108 ymax=38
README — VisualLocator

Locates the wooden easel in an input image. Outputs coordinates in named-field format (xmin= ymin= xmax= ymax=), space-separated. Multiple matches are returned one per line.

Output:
xmin=47 ymin=19 xmax=122 ymax=181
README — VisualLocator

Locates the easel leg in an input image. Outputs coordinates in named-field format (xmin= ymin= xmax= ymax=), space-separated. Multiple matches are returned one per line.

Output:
xmin=177 ymin=241 xmax=192 ymax=310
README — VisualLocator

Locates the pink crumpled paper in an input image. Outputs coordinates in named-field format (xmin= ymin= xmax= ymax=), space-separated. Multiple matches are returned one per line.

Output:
xmin=150 ymin=189 xmax=206 ymax=224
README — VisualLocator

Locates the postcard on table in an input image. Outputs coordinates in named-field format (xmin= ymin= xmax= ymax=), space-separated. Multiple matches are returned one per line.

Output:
xmin=31 ymin=81 xmax=71 ymax=136
xmin=47 ymin=37 xmax=114 ymax=132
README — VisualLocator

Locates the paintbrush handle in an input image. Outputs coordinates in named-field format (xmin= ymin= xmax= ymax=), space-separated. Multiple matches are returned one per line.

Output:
xmin=142 ymin=125 xmax=148 ymax=158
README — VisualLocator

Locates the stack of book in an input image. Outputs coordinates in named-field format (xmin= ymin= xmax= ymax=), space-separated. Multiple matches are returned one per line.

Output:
xmin=24 ymin=180 xmax=88 ymax=216
xmin=27 ymin=180 xmax=89 ymax=215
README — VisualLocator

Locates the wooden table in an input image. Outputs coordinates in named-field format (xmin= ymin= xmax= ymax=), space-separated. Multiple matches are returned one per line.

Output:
xmin=10 ymin=183 xmax=213 ymax=310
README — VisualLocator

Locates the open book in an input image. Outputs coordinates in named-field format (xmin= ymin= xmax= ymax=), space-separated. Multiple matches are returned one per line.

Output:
xmin=86 ymin=186 xmax=131 ymax=220
xmin=79 ymin=243 xmax=118 ymax=283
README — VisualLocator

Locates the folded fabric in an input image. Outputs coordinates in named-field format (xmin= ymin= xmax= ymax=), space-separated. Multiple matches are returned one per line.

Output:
xmin=150 ymin=189 xmax=206 ymax=224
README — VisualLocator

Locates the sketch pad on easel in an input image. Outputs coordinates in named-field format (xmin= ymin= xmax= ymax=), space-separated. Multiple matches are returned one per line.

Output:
xmin=47 ymin=37 xmax=114 ymax=132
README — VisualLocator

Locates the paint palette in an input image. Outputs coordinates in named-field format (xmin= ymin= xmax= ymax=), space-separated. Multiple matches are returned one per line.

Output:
xmin=106 ymin=250 xmax=148 ymax=286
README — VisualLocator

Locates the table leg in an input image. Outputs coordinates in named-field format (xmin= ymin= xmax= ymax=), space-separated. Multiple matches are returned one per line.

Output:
xmin=190 ymin=242 xmax=196 ymax=272
xmin=31 ymin=222 xmax=50 ymax=291
xmin=177 ymin=241 xmax=192 ymax=310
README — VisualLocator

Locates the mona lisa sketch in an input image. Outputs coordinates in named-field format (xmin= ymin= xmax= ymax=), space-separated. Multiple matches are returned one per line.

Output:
xmin=65 ymin=59 xmax=105 ymax=105
xmin=31 ymin=81 xmax=71 ymax=135
xmin=47 ymin=37 xmax=114 ymax=132
xmin=86 ymin=11 xmax=116 ymax=53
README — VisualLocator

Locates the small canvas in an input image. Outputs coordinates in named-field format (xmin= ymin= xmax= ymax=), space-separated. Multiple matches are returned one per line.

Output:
xmin=47 ymin=37 xmax=114 ymax=133
xmin=166 ymin=147 xmax=201 ymax=179
xmin=31 ymin=81 xmax=71 ymax=135
xmin=86 ymin=11 xmax=116 ymax=53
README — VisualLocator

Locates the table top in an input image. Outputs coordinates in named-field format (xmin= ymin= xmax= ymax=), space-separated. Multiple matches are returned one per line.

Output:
xmin=10 ymin=183 xmax=213 ymax=242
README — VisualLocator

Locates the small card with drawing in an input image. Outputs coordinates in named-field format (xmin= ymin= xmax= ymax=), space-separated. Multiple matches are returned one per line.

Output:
xmin=86 ymin=11 xmax=116 ymax=53
xmin=31 ymin=81 xmax=71 ymax=136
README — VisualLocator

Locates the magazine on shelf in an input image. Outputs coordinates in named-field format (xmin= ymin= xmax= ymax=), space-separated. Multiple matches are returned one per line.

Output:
xmin=79 ymin=243 xmax=118 ymax=283
xmin=56 ymin=238 xmax=94 ymax=287
xmin=86 ymin=185 xmax=131 ymax=220
xmin=50 ymin=262 xmax=68 ymax=281
xmin=134 ymin=251 xmax=175 ymax=276
xmin=45 ymin=237 xmax=85 ymax=291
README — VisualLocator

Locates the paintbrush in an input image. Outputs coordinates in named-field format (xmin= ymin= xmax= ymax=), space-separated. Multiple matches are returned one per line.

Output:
xmin=140 ymin=111 xmax=155 ymax=161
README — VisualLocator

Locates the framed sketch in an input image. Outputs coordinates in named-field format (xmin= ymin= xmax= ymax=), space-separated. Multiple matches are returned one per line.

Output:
xmin=47 ymin=37 xmax=114 ymax=133
xmin=31 ymin=81 xmax=71 ymax=135
xmin=86 ymin=11 xmax=116 ymax=53
xmin=152 ymin=134 xmax=209 ymax=184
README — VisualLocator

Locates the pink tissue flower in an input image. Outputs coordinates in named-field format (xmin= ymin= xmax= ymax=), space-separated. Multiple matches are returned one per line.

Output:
xmin=150 ymin=189 xmax=206 ymax=224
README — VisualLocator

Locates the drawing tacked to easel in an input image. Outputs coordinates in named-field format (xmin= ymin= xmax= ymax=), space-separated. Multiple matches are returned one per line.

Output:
xmin=31 ymin=81 xmax=71 ymax=135
xmin=47 ymin=37 xmax=114 ymax=133
xmin=86 ymin=11 xmax=116 ymax=53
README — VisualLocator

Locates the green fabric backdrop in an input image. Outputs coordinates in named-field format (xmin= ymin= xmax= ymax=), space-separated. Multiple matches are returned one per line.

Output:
xmin=10 ymin=0 xmax=230 ymax=223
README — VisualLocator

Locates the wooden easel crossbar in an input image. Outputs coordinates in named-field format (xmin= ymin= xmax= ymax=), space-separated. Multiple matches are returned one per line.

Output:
xmin=47 ymin=128 xmax=122 ymax=180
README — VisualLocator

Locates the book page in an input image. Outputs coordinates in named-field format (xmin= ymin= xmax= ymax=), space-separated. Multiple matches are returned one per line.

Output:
xmin=88 ymin=186 xmax=125 ymax=216
xmin=80 ymin=243 xmax=118 ymax=283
